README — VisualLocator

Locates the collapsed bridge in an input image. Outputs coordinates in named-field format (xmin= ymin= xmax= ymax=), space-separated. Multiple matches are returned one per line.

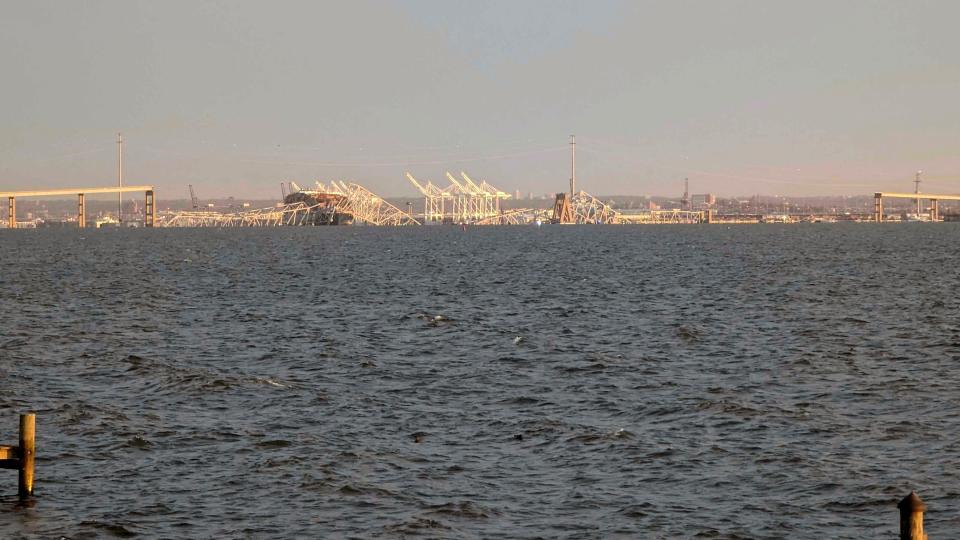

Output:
xmin=162 ymin=180 xmax=420 ymax=227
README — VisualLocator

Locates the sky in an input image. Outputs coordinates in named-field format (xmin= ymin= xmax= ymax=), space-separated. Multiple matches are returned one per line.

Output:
xmin=1 ymin=0 xmax=958 ymax=199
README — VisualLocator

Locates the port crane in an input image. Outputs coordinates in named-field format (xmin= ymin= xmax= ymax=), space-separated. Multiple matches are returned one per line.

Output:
xmin=406 ymin=171 xmax=513 ymax=224
xmin=406 ymin=173 xmax=454 ymax=222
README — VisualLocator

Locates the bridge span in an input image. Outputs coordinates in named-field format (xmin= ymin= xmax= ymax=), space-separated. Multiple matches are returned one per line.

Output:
xmin=0 ymin=186 xmax=156 ymax=228
xmin=873 ymin=192 xmax=960 ymax=222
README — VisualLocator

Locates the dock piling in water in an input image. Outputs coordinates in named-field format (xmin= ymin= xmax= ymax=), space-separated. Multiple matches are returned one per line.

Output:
xmin=898 ymin=491 xmax=927 ymax=540
xmin=19 ymin=413 xmax=35 ymax=498
xmin=0 ymin=413 xmax=36 ymax=499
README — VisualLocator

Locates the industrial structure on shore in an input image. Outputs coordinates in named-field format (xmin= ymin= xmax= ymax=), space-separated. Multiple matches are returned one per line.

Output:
xmin=3 ymin=137 xmax=959 ymax=228
xmin=161 ymin=169 xmax=643 ymax=227
xmin=406 ymin=171 xmax=514 ymax=224
xmin=157 ymin=134 xmax=704 ymax=228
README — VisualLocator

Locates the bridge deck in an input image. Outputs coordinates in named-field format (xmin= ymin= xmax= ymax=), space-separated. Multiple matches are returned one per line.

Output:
xmin=0 ymin=186 xmax=153 ymax=198
xmin=875 ymin=192 xmax=960 ymax=201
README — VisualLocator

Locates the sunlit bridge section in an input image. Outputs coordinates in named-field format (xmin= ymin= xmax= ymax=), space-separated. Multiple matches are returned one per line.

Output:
xmin=162 ymin=180 xmax=419 ymax=227
xmin=161 ymin=202 xmax=334 ymax=227
xmin=1 ymin=186 xmax=156 ymax=229
xmin=570 ymin=190 xmax=619 ymax=224
xmin=473 ymin=208 xmax=547 ymax=225
xmin=618 ymin=210 xmax=704 ymax=224
xmin=332 ymin=181 xmax=420 ymax=226
xmin=873 ymin=191 xmax=960 ymax=223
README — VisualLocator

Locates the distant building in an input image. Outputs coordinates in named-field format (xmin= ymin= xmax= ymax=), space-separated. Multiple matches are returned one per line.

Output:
xmin=691 ymin=193 xmax=716 ymax=209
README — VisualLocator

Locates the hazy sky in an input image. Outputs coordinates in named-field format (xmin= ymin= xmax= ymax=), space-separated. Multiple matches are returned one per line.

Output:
xmin=2 ymin=0 xmax=958 ymax=199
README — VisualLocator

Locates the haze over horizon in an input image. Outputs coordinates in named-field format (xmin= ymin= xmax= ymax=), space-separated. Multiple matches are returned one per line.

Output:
xmin=2 ymin=0 xmax=958 ymax=200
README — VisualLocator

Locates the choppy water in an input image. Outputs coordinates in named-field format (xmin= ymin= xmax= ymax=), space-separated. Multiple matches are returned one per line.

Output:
xmin=1 ymin=224 xmax=958 ymax=539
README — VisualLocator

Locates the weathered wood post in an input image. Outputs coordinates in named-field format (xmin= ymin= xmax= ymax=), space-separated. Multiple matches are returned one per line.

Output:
xmin=0 ymin=413 xmax=35 ymax=499
xmin=898 ymin=491 xmax=927 ymax=540
xmin=18 ymin=413 xmax=35 ymax=499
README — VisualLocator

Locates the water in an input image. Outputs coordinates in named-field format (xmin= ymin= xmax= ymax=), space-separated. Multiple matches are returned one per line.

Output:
xmin=1 ymin=224 xmax=958 ymax=539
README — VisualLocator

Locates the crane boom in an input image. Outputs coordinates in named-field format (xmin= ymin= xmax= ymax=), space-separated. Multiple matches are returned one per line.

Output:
xmin=459 ymin=172 xmax=483 ymax=193
xmin=445 ymin=172 xmax=472 ymax=194
xmin=406 ymin=172 xmax=430 ymax=196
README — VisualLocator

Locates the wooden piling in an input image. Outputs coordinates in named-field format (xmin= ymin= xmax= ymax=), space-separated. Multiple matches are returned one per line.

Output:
xmin=0 ymin=413 xmax=35 ymax=499
xmin=898 ymin=491 xmax=927 ymax=540
xmin=18 ymin=413 xmax=35 ymax=499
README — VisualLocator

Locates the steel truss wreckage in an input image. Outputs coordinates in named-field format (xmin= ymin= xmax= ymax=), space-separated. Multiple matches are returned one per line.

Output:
xmin=551 ymin=190 xmax=620 ymax=224
xmin=617 ymin=209 xmax=704 ymax=224
xmin=161 ymin=175 xmax=705 ymax=228
xmin=162 ymin=180 xmax=420 ymax=227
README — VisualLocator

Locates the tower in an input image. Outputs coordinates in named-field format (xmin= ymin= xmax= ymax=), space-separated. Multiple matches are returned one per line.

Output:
xmin=117 ymin=133 xmax=123 ymax=223
xmin=914 ymin=170 xmax=922 ymax=215
xmin=570 ymin=134 xmax=576 ymax=197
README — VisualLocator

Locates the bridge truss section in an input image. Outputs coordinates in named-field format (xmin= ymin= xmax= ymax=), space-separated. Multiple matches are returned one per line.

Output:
xmin=570 ymin=190 xmax=619 ymax=224
xmin=331 ymin=181 xmax=420 ymax=226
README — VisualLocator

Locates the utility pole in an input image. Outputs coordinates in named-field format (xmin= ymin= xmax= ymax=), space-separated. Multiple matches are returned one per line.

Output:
xmin=914 ymin=170 xmax=922 ymax=215
xmin=570 ymin=134 xmax=576 ymax=197
xmin=117 ymin=133 xmax=123 ymax=223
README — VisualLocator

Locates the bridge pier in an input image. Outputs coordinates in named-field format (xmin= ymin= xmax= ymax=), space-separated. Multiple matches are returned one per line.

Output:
xmin=145 ymin=190 xmax=155 ymax=227
xmin=874 ymin=191 xmax=960 ymax=222
xmin=77 ymin=193 xmax=86 ymax=228
xmin=7 ymin=197 xmax=14 ymax=229
xmin=0 ymin=186 xmax=155 ymax=229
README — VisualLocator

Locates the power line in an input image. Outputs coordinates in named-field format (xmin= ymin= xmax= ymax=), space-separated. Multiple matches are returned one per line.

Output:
xmin=234 ymin=145 xmax=568 ymax=168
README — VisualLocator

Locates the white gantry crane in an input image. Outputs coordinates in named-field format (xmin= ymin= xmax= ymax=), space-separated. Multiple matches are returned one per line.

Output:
xmin=408 ymin=171 xmax=511 ymax=224
xmin=406 ymin=173 xmax=454 ymax=223
xmin=461 ymin=171 xmax=511 ymax=218
xmin=445 ymin=172 xmax=479 ymax=222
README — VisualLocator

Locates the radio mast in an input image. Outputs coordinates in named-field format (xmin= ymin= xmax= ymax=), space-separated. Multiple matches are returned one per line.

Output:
xmin=570 ymin=135 xmax=576 ymax=197
xmin=914 ymin=170 xmax=922 ymax=215
xmin=117 ymin=133 xmax=123 ymax=223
